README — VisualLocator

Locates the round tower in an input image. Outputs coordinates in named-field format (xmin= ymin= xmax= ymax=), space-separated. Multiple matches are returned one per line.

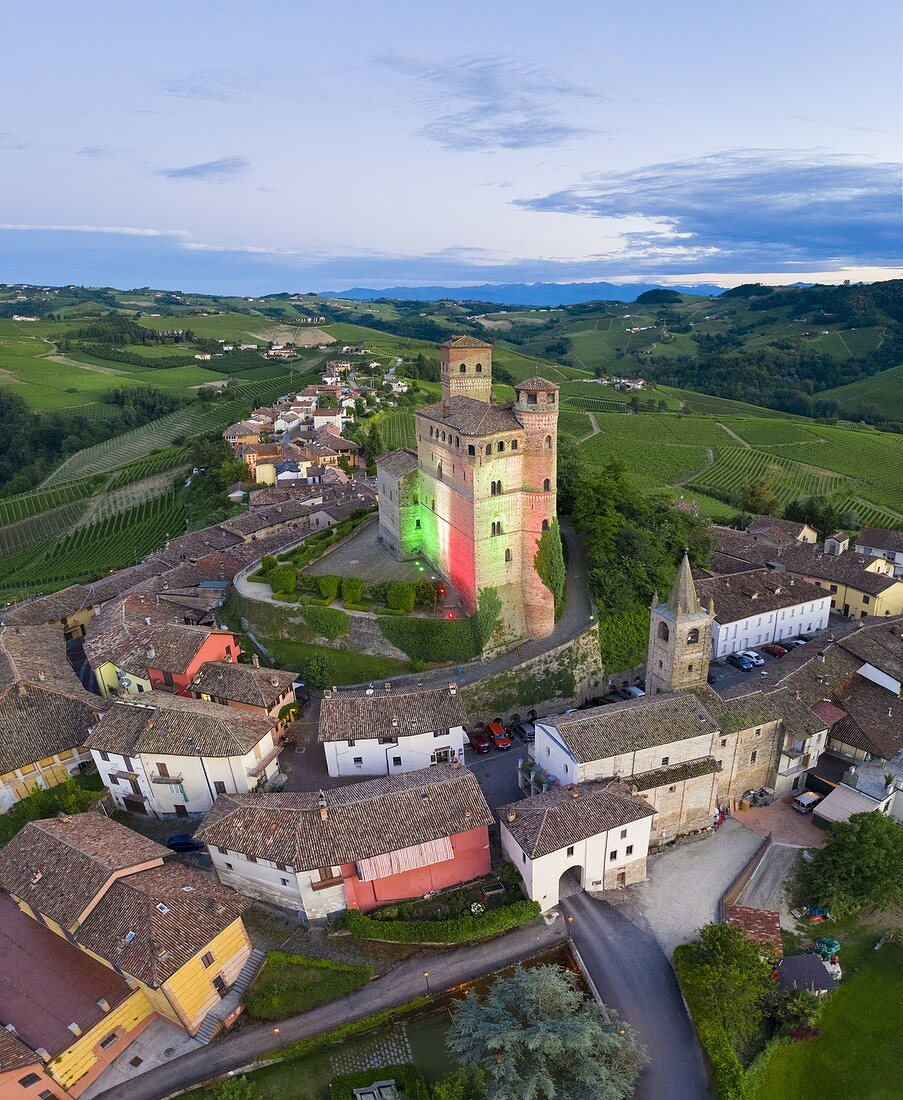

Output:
xmin=440 ymin=335 xmax=493 ymax=404
xmin=514 ymin=377 xmax=560 ymax=639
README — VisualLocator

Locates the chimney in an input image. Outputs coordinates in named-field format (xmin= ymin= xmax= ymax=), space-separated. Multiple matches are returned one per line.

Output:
xmin=68 ymin=1023 xmax=82 ymax=1037
xmin=449 ymin=681 xmax=458 ymax=696
xmin=57 ymin=811 xmax=70 ymax=823
xmin=506 ymin=809 xmax=517 ymax=822
xmin=29 ymin=868 xmax=42 ymax=885
xmin=146 ymin=646 xmax=155 ymax=661
xmin=97 ymin=998 xmax=111 ymax=1013
xmin=571 ymin=787 xmax=579 ymax=799
xmin=318 ymin=790 xmax=328 ymax=821
xmin=252 ymin=653 xmax=260 ymax=667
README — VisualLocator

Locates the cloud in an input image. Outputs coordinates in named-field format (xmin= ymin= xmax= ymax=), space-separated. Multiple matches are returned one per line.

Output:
xmin=515 ymin=151 xmax=903 ymax=271
xmin=155 ymin=71 xmax=236 ymax=103
xmin=0 ymin=223 xmax=190 ymax=238
xmin=378 ymin=54 xmax=604 ymax=151
xmin=157 ymin=156 xmax=250 ymax=182
xmin=0 ymin=132 xmax=29 ymax=151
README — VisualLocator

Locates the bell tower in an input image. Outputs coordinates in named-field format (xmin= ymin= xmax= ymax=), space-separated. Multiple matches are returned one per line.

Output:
xmin=646 ymin=553 xmax=714 ymax=695
xmin=440 ymin=336 xmax=493 ymax=404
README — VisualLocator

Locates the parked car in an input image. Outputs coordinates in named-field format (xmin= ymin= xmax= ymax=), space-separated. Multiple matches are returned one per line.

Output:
xmin=707 ymin=672 xmax=718 ymax=684
xmin=739 ymin=649 xmax=766 ymax=666
xmin=486 ymin=721 xmax=512 ymax=750
xmin=783 ymin=638 xmax=807 ymax=648
xmin=760 ymin=643 xmax=788 ymax=658
xmin=726 ymin=653 xmax=755 ymax=671
xmin=468 ymin=730 xmax=492 ymax=754
xmin=511 ymin=721 xmax=536 ymax=743
xmin=792 ymin=792 xmax=822 ymax=814
xmin=624 ymin=685 xmax=646 ymax=699
xmin=166 ymin=834 xmax=204 ymax=853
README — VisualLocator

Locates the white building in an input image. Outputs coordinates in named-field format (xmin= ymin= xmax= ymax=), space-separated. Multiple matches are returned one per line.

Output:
xmin=197 ymin=765 xmax=493 ymax=920
xmin=85 ymin=692 xmax=282 ymax=818
xmin=695 ymin=571 xmax=831 ymax=657
xmin=318 ymin=682 xmax=467 ymax=778
xmin=499 ymin=781 xmax=655 ymax=911
xmin=855 ymin=528 xmax=903 ymax=578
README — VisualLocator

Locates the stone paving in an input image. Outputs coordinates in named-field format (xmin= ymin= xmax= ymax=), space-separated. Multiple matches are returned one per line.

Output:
xmin=734 ymin=796 xmax=828 ymax=847
xmin=80 ymin=1021 xmax=202 ymax=1099
xmin=329 ymin=1023 xmax=413 ymax=1076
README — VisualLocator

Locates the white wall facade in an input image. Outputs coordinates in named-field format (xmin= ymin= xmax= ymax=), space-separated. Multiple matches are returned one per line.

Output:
xmin=500 ymin=814 xmax=652 ymax=911
xmin=323 ymin=726 xmax=466 ymax=778
xmin=207 ymin=847 xmax=348 ymax=920
xmin=856 ymin=542 xmax=903 ymax=577
xmin=91 ymin=731 xmax=280 ymax=817
xmin=712 ymin=597 xmax=831 ymax=657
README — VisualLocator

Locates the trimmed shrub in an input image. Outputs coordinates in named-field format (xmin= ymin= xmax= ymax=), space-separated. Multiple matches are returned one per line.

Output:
xmin=260 ymin=555 xmax=278 ymax=574
xmin=346 ymin=899 xmax=540 ymax=944
xmin=244 ymin=952 xmax=373 ymax=1021
xmin=303 ymin=652 xmax=334 ymax=688
xmin=330 ymin=1064 xmax=428 ymax=1100
xmin=318 ymin=574 xmax=341 ymax=600
xmin=267 ymin=564 xmax=298 ymax=596
xmin=341 ymin=576 xmax=365 ymax=604
xmin=344 ymin=601 xmax=371 ymax=612
xmin=534 ymin=519 xmax=566 ymax=617
xmin=386 ymin=581 xmax=416 ymax=612
xmin=302 ymin=605 xmax=350 ymax=641
xmin=369 ymin=581 xmax=390 ymax=602
xmin=378 ymin=616 xmax=480 ymax=663
xmin=375 ymin=606 xmax=407 ymax=616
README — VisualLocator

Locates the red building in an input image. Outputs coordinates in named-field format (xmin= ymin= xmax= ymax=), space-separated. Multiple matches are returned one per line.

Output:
xmin=146 ymin=624 xmax=240 ymax=695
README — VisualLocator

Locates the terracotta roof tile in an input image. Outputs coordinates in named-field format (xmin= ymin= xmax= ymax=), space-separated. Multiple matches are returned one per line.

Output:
xmin=695 ymin=570 xmax=829 ymax=624
xmin=0 ymin=684 xmax=101 ymax=776
xmin=631 ymin=755 xmax=722 ymax=792
xmin=856 ymin=528 xmax=903 ymax=554
xmin=191 ymin=661 xmax=296 ymax=709
xmin=318 ymin=682 xmax=466 ymax=743
xmin=439 ymin=335 xmax=493 ymax=349
xmin=417 ymin=397 xmax=523 ymax=437
xmin=514 ymin=376 xmax=560 ymax=392
xmin=725 ymin=904 xmax=783 ymax=957
xmin=376 ymin=448 xmax=419 ymax=478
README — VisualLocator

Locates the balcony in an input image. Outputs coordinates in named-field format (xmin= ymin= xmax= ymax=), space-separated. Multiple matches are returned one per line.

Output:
xmin=246 ymin=742 xmax=283 ymax=779
xmin=150 ymin=771 xmax=184 ymax=785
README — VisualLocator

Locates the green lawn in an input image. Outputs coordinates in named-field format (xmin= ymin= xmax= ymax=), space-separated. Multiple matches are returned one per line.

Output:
xmin=267 ymin=637 xmax=413 ymax=684
xmin=750 ymin=924 xmax=903 ymax=1100
xmin=244 ymin=953 xmax=374 ymax=1021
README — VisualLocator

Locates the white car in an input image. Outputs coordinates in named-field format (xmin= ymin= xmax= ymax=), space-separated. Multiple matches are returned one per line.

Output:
xmin=739 ymin=649 xmax=765 ymax=666
xmin=624 ymin=686 xmax=646 ymax=698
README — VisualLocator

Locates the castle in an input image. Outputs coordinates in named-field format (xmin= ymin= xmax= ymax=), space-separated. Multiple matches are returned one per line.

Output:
xmin=376 ymin=336 xmax=559 ymax=640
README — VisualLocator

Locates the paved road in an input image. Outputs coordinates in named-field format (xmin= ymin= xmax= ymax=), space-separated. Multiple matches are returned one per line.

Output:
xmin=563 ymin=892 xmax=711 ymax=1100
xmin=92 ymin=920 xmax=566 ymax=1100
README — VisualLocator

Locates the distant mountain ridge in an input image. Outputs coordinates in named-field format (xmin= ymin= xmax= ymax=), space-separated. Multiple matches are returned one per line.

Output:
xmin=319 ymin=281 xmax=728 ymax=307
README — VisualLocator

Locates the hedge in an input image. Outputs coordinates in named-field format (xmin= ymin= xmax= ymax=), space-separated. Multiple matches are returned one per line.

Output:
xmin=673 ymin=944 xmax=751 ymax=1100
xmin=244 ymin=952 xmax=374 ymax=1021
xmin=386 ymin=581 xmax=416 ymax=612
xmin=598 ymin=605 xmax=651 ymax=673
xmin=330 ymin=1064 xmax=428 ymax=1100
xmin=378 ymin=615 xmax=481 ymax=663
xmin=301 ymin=604 xmax=350 ymax=641
xmin=318 ymin=574 xmax=341 ymax=601
xmin=273 ymin=996 xmax=429 ymax=1062
xmin=346 ymin=899 xmax=540 ymax=944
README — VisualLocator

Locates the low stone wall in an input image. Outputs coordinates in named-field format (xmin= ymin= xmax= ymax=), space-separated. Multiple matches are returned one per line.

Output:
xmin=461 ymin=625 xmax=603 ymax=725
xmin=719 ymin=834 xmax=772 ymax=920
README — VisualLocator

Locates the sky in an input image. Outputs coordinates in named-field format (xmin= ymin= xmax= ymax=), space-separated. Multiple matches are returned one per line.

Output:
xmin=1 ymin=0 xmax=901 ymax=294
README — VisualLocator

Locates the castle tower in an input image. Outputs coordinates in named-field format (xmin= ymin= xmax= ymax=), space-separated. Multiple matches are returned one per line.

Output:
xmin=514 ymin=377 xmax=560 ymax=639
xmin=440 ymin=336 xmax=493 ymax=404
xmin=646 ymin=553 xmax=714 ymax=695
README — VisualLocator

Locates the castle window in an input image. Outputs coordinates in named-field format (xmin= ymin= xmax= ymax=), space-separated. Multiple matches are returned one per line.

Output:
xmin=688 ymin=664 xmax=693 ymax=672
xmin=541 ymin=519 xmax=549 ymax=531
xmin=549 ymin=392 xmax=556 ymax=403
xmin=456 ymin=437 xmax=460 ymax=447
xmin=476 ymin=363 xmax=483 ymax=373
xmin=505 ymin=548 xmax=512 ymax=562
xmin=545 ymin=435 xmax=552 ymax=449
xmin=511 ymin=439 xmax=518 ymax=450
xmin=497 ymin=441 xmax=505 ymax=452
xmin=415 ymin=519 xmax=421 ymax=529
xmin=527 ymin=392 xmax=537 ymax=404
xmin=491 ymin=521 xmax=502 ymax=537
xmin=437 ymin=462 xmax=442 ymax=480
xmin=441 ymin=431 xmax=446 ymax=442
xmin=750 ymin=750 xmax=758 ymax=764
xmin=432 ymin=499 xmax=435 ymax=511
xmin=459 ymin=364 xmax=466 ymax=372
xmin=486 ymin=444 xmax=492 ymax=456
xmin=543 ymin=478 xmax=551 ymax=492
xmin=687 ymin=628 xmax=700 ymax=644
xmin=657 ymin=622 xmax=670 ymax=641
xmin=468 ymin=444 xmax=475 ymax=456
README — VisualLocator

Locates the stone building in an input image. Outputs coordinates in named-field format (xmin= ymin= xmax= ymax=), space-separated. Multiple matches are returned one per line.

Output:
xmin=646 ymin=553 xmax=714 ymax=695
xmin=376 ymin=336 xmax=559 ymax=640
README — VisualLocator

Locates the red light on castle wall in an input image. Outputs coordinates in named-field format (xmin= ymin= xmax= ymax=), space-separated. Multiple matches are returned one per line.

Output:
xmin=447 ymin=611 xmax=455 ymax=619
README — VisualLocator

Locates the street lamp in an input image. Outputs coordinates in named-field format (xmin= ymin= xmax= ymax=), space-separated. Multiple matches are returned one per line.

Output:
xmin=422 ymin=969 xmax=431 ymax=997
xmin=273 ymin=1026 xmax=285 ymax=1049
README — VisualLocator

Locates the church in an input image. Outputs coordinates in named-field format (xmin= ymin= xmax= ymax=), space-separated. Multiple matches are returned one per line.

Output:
xmin=376 ymin=336 xmax=560 ymax=640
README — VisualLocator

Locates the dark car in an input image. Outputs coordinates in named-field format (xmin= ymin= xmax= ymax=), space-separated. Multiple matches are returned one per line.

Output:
xmin=511 ymin=721 xmax=536 ymax=743
xmin=166 ymin=834 xmax=204 ymax=853
xmin=468 ymin=730 xmax=492 ymax=754
xmin=707 ymin=672 xmax=718 ymax=684
xmin=726 ymin=653 xmax=754 ymax=671
xmin=760 ymin=642 xmax=788 ymax=658
xmin=486 ymin=720 xmax=512 ymax=750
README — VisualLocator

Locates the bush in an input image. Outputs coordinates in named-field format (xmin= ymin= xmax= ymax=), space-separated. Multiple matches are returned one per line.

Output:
xmin=346 ymin=899 xmax=540 ymax=944
xmin=260 ymin=555 xmax=278 ymax=574
xmin=499 ymin=861 xmax=523 ymax=893
xmin=303 ymin=652 xmax=335 ymax=688
xmin=318 ymin=574 xmax=341 ymax=600
xmin=302 ymin=605 xmax=350 ymax=641
xmin=0 ymin=776 xmax=106 ymax=848
xmin=375 ymin=606 xmax=407 ymax=616
xmin=534 ymin=519 xmax=566 ymax=617
xmin=268 ymin=564 xmax=298 ymax=596
xmin=378 ymin=615 xmax=481 ymax=663
xmin=330 ymin=1064 xmax=428 ymax=1100
xmin=415 ymin=578 xmax=442 ymax=608
xmin=341 ymin=576 xmax=365 ymax=604
xmin=344 ymin=601 xmax=371 ymax=612
xmin=369 ymin=581 xmax=390 ymax=602
xmin=244 ymin=951 xmax=373 ymax=1021
xmin=386 ymin=581 xmax=416 ymax=612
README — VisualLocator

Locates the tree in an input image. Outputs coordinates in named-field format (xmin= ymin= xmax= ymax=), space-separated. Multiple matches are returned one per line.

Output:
xmin=445 ymin=965 xmax=645 ymax=1100
xmin=738 ymin=478 xmax=780 ymax=517
xmin=679 ymin=923 xmax=772 ymax=1052
xmin=365 ymin=422 xmax=384 ymax=460
xmin=341 ymin=576 xmax=365 ymax=604
xmin=431 ymin=1068 xmax=486 ymax=1100
xmin=386 ymin=581 xmax=415 ymax=612
xmin=804 ymin=811 xmax=903 ymax=917
xmin=534 ymin=518 xmax=566 ymax=616
xmin=212 ymin=1076 xmax=260 ymax=1099
xmin=303 ymin=652 xmax=334 ymax=689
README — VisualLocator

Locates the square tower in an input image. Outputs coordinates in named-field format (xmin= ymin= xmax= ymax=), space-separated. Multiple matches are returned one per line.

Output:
xmin=646 ymin=553 xmax=714 ymax=695
xmin=440 ymin=336 xmax=493 ymax=404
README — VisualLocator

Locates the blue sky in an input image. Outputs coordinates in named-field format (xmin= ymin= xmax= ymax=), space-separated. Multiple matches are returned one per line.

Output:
xmin=1 ymin=0 xmax=901 ymax=293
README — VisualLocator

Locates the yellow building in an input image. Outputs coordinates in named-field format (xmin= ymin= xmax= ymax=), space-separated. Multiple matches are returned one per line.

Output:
xmin=800 ymin=553 xmax=903 ymax=619
xmin=0 ymin=814 xmax=254 ymax=1058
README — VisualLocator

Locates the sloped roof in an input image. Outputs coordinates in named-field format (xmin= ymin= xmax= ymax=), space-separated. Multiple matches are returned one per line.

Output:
xmin=668 ymin=552 xmax=701 ymax=614
xmin=197 ymin=764 xmax=492 ymax=869
xmin=631 ymin=755 xmax=721 ymax=792
xmin=515 ymin=376 xmax=560 ymax=393
xmin=376 ymin=448 xmax=419 ymax=478
xmin=837 ymin=621 xmax=903 ymax=683
xmin=440 ymin=335 xmax=493 ymax=349
xmin=856 ymin=528 xmax=903 ymax=554
xmin=695 ymin=570 xmax=829 ymax=624
xmin=498 ymin=780 xmax=654 ymax=859
xmin=0 ymin=623 xmax=90 ymax=698
xmin=191 ymin=660 xmax=296 ymax=709
xmin=0 ymin=683 xmax=101 ymax=776
xmin=86 ymin=692 xmax=275 ymax=759
xmin=544 ymin=693 xmax=718 ymax=764
xmin=725 ymin=904 xmax=783 ymax=958
xmin=318 ymin=683 xmax=467 ymax=742
xmin=417 ymin=396 xmax=523 ymax=437
xmin=0 ymin=814 xmax=167 ymax=930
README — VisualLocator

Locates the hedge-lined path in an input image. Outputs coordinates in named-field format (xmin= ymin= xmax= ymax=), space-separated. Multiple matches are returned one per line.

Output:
xmin=91 ymin=919 xmax=566 ymax=1100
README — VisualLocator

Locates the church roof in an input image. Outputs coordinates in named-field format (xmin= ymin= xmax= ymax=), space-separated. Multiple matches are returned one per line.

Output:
xmin=440 ymin=335 xmax=493 ymax=349
xmin=515 ymin=376 xmax=560 ymax=393
xmin=417 ymin=397 xmax=523 ymax=437
xmin=668 ymin=553 xmax=701 ymax=614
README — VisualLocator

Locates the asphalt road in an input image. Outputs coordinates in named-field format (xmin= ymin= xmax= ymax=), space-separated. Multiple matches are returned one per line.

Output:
xmin=563 ymin=891 xmax=711 ymax=1100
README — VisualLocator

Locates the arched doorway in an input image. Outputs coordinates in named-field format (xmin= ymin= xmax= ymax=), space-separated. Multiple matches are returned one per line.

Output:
xmin=558 ymin=865 xmax=584 ymax=902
